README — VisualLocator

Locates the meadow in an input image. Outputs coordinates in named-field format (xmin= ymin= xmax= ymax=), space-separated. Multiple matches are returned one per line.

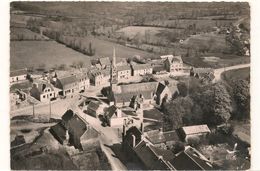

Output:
xmin=10 ymin=41 xmax=91 ymax=70
xmin=11 ymin=27 xmax=49 ymax=41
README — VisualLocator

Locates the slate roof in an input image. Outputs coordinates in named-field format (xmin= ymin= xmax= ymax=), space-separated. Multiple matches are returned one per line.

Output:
xmin=59 ymin=75 xmax=78 ymax=86
xmin=170 ymin=146 xmax=214 ymax=170
xmin=134 ymin=140 xmax=175 ymax=170
xmin=10 ymin=68 xmax=27 ymax=77
xmin=61 ymin=109 xmax=74 ymax=123
xmin=105 ymin=105 xmax=117 ymax=119
xmin=153 ymin=65 xmax=166 ymax=73
xmin=163 ymin=130 xmax=180 ymax=142
xmin=49 ymin=122 xmax=67 ymax=144
xmin=87 ymin=101 xmax=101 ymax=111
xmin=32 ymin=81 xmax=54 ymax=93
xmin=132 ymin=64 xmax=152 ymax=71
xmin=156 ymin=82 xmax=166 ymax=95
xmin=67 ymin=115 xmax=87 ymax=139
xmin=114 ymin=91 xmax=153 ymax=103
xmin=120 ymin=82 xmax=158 ymax=93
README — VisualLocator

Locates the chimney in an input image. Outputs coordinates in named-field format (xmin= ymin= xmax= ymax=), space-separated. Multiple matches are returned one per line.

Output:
xmin=140 ymin=122 xmax=144 ymax=133
xmin=132 ymin=134 xmax=136 ymax=147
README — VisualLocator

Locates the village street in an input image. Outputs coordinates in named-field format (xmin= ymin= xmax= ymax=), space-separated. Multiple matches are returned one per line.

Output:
xmin=213 ymin=63 xmax=250 ymax=82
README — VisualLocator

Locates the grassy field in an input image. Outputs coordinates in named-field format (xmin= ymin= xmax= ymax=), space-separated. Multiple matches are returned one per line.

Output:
xmin=222 ymin=67 xmax=250 ymax=83
xmin=66 ymin=36 xmax=156 ymax=59
xmin=10 ymin=40 xmax=91 ymax=70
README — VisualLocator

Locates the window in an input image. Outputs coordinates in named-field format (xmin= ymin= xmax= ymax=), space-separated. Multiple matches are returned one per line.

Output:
xmin=43 ymin=95 xmax=45 ymax=98
xmin=50 ymin=93 xmax=52 ymax=96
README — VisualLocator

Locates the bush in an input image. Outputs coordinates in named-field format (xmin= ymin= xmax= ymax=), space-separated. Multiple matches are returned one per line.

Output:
xmin=186 ymin=136 xmax=201 ymax=147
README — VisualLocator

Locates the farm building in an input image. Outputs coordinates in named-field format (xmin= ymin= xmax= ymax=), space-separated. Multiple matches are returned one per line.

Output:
xmin=163 ymin=55 xmax=183 ymax=73
xmin=30 ymin=80 xmax=57 ymax=102
xmin=178 ymin=124 xmax=211 ymax=142
xmin=54 ymin=75 xmax=78 ymax=96
xmin=131 ymin=63 xmax=153 ymax=76
xmin=10 ymin=68 xmax=28 ymax=83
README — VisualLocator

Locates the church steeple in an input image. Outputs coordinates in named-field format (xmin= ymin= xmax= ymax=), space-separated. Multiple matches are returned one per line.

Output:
xmin=111 ymin=47 xmax=118 ymax=88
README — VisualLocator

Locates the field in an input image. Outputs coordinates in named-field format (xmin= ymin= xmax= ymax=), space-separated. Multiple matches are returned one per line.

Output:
xmin=116 ymin=26 xmax=182 ymax=39
xmin=10 ymin=40 xmax=91 ymax=70
xmin=11 ymin=27 xmax=49 ymax=41
xmin=65 ymin=36 xmax=156 ymax=59
xmin=222 ymin=67 xmax=250 ymax=82
xmin=182 ymin=32 xmax=230 ymax=52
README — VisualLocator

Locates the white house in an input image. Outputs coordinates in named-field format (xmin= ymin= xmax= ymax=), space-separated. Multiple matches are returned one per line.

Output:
xmin=30 ymin=81 xmax=56 ymax=102
xmin=77 ymin=73 xmax=90 ymax=91
xmin=163 ymin=55 xmax=183 ymax=73
xmin=10 ymin=68 xmax=28 ymax=83
xmin=131 ymin=64 xmax=153 ymax=76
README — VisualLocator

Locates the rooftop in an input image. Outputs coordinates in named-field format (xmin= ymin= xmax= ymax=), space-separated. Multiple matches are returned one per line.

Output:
xmin=59 ymin=75 xmax=78 ymax=86
xmin=132 ymin=63 xmax=152 ymax=70
xmin=181 ymin=124 xmax=211 ymax=135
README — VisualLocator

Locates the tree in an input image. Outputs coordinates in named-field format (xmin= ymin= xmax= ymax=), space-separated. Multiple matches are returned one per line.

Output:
xmin=192 ymin=82 xmax=232 ymax=125
xmin=233 ymin=79 xmax=250 ymax=119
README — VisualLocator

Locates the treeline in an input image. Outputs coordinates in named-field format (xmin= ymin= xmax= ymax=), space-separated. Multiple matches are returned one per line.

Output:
xmin=43 ymin=30 xmax=96 ymax=56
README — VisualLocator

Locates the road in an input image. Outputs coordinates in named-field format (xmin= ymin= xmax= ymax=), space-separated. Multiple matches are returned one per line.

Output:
xmin=213 ymin=63 xmax=250 ymax=82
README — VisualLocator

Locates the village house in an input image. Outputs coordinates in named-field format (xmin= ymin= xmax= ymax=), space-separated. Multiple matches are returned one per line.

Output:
xmin=88 ymin=68 xmax=110 ymax=86
xmin=76 ymin=73 xmax=90 ymax=91
xmin=30 ymin=80 xmax=56 ymax=102
xmin=178 ymin=124 xmax=211 ymax=142
xmin=50 ymin=110 xmax=99 ymax=151
xmin=54 ymin=75 xmax=78 ymax=96
xmin=122 ymin=125 xmax=214 ymax=170
xmin=131 ymin=63 xmax=153 ymax=76
xmin=190 ymin=67 xmax=215 ymax=82
xmin=117 ymin=65 xmax=132 ymax=81
xmin=10 ymin=68 xmax=28 ymax=83
xmin=103 ymin=105 xmax=128 ymax=127
xmin=162 ymin=55 xmax=183 ymax=73
xmin=99 ymin=57 xmax=111 ymax=69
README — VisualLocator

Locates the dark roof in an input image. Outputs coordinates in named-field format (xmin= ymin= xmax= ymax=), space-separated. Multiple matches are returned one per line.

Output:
xmin=61 ymin=109 xmax=74 ymax=123
xmin=125 ymin=126 xmax=142 ymax=146
xmin=170 ymin=146 xmax=213 ymax=170
xmin=156 ymin=82 xmax=166 ymax=95
xmin=134 ymin=141 xmax=174 ymax=170
xmin=105 ymin=105 xmax=117 ymax=119
xmin=163 ymin=130 xmax=181 ymax=142
xmin=99 ymin=57 xmax=111 ymax=66
xmin=68 ymin=114 xmax=87 ymax=139
xmin=153 ymin=65 xmax=166 ymax=73
xmin=132 ymin=64 xmax=152 ymax=71
xmin=59 ymin=75 xmax=78 ymax=86
xmin=146 ymin=130 xmax=166 ymax=144
xmin=49 ymin=122 xmax=67 ymax=144
xmin=164 ymin=55 xmax=183 ymax=64
xmin=87 ymin=101 xmax=101 ymax=111
xmin=32 ymin=81 xmax=54 ymax=93
xmin=10 ymin=68 xmax=27 ymax=77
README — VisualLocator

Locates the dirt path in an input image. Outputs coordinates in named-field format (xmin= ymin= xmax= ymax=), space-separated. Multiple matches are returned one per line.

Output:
xmin=213 ymin=63 xmax=250 ymax=82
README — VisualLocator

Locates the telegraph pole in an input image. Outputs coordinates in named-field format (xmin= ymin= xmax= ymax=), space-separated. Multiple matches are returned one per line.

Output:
xmin=49 ymin=100 xmax=52 ymax=122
